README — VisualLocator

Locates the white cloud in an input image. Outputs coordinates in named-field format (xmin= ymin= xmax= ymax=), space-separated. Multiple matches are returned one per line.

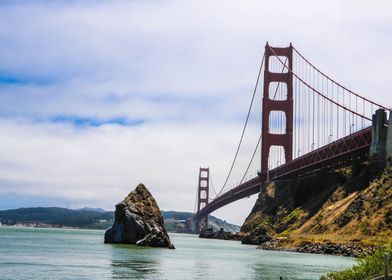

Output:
xmin=0 ymin=118 xmax=258 ymax=224
xmin=0 ymin=0 xmax=391 ymax=224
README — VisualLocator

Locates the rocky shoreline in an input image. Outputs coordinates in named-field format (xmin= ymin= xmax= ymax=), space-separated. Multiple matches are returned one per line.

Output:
xmin=201 ymin=228 xmax=377 ymax=257
xmin=256 ymin=238 xmax=377 ymax=258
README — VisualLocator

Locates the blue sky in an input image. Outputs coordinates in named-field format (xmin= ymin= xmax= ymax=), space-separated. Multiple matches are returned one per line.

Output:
xmin=0 ymin=0 xmax=391 ymax=225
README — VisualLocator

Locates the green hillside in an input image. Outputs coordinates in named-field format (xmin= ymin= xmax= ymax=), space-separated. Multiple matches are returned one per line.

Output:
xmin=0 ymin=207 xmax=114 ymax=229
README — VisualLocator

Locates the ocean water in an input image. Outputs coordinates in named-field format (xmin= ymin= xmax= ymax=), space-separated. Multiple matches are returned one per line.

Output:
xmin=0 ymin=227 xmax=355 ymax=280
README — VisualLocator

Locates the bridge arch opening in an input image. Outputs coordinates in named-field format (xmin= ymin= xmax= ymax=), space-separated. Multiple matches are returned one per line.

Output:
xmin=268 ymin=56 xmax=289 ymax=73
xmin=268 ymin=145 xmax=286 ymax=169
xmin=269 ymin=82 xmax=287 ymax=100
xmin=269 ymin=111 xmax=286 ymax=134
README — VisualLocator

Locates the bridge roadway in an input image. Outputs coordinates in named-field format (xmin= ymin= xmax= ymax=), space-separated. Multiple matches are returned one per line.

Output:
xmin=195 ymin=126 xmax=372 ymax=220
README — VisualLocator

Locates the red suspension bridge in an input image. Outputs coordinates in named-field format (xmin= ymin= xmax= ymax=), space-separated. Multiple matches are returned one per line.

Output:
xmin=193 ymin=43 xmax=391 ymax=232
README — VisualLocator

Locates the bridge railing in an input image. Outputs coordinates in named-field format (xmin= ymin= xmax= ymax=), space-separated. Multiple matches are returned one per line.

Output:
xmin=269 ymin=126 xmax=372 ymax=179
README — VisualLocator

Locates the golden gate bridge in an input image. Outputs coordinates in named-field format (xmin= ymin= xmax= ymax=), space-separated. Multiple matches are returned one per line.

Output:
xmin=193 ymin=43 xmax=390 ymax=232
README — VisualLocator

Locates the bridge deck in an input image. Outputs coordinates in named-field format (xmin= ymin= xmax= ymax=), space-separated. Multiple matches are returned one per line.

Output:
xmin=195 ymin=127 xmax=372 ymax=220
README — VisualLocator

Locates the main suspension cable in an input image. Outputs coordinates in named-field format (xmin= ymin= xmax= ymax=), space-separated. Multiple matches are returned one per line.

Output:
xmin=216 ymin=53 xmax=265 ymax=197
xmin=268 ymin=46 xmax=374 ymax=121
xmin=292 ymin=47 xmax=387 ymax=110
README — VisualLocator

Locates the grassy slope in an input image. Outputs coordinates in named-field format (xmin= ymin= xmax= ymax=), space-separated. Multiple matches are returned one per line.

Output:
xmin=295 ymin=165 xmax=392 ymax=246
xmin=241 ymin=164 xmax=392 ymax=247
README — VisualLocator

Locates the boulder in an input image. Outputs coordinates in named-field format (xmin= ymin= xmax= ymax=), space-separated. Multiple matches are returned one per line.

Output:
xmin=241 ymin=227 xmax=272 ymax=245
xmin=104 ymin=183 xmax=174 ymax=249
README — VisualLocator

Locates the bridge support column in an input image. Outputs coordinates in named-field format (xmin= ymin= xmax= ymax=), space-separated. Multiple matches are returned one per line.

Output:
xmin=351 ymin=155 xmax=361 ymax=177
xmin=261 ymin=43 xmax=293 ymax=175
xmin=195 ymin=167 xmax=209 ymax=233
xmin=386 ymin=110 xmax=392 ymax=162
xmin=370 ymin=109 xmax=388 ymax=171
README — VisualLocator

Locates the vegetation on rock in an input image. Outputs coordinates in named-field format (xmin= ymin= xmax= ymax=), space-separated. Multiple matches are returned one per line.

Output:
xmin=241 ymin=163 xmax=392 ymax=255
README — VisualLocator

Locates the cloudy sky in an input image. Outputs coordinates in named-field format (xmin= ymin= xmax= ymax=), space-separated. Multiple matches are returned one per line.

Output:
xmin=0 ymin=0 xmax=391 ymax=225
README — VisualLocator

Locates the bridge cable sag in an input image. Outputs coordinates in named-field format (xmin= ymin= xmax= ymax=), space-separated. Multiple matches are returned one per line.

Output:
xmin=268 ymin=45 xmax=379 ymax=122
xmin=292 ymin=47 xmax=388 ymax=110
xmin=215 ymin=53 xmax=265 ymax=197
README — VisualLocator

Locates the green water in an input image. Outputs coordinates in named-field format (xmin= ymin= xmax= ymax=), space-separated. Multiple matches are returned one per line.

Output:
xmin=0 ymin=227 xmax=355 ymax=279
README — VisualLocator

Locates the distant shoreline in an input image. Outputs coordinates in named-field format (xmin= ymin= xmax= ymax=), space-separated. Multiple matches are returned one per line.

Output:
xmin=0 ymin=224 xmax=96 ymax=230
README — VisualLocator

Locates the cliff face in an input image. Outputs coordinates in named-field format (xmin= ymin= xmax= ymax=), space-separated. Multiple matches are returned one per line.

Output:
xmin=104 ymin=184 xmax=174 ymax=249
xmin=241 ymin=164 xmax=392 ymax=250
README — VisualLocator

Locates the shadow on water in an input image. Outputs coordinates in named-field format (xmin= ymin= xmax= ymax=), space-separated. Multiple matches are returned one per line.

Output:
xmin=250 ymin=262 xmax=294 ymax=280
xmin=109 ymin=244 xmax=162 ymax=279
xmin=192 ymin=260 xmax=211 ymax=279
xmin=111 ymin=259 xmax=159 ymax=279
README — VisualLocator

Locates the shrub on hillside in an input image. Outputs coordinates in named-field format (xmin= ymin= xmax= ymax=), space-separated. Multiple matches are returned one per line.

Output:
xmin=320 ymin=243 xmax=392 ymax=280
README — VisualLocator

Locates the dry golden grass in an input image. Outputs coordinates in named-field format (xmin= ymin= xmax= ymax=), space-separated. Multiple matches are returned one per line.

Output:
xmin=241 ymin=165 xmax=392 ymax=249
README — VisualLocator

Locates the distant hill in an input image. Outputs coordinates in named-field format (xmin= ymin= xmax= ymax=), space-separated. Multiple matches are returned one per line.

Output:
xmin=76 ymin=207 xmax=107 ymax=213
xmin=0 ymin=207 xmax=240 ymax=233
xmin=0 ymin=207 xmax=114 ymax=229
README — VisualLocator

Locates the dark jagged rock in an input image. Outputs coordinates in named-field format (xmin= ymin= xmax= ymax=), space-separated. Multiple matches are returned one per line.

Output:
xmin=199 ymin=227 xmax=214 ymax=238
xmin=104 ymin=184 xmax=174 ymax=249
xmin=241 ymin=227 xmax=272 ymax=245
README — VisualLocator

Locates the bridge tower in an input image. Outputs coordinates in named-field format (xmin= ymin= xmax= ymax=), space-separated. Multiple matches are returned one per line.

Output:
xmin=261 ymin=43 xmax=293 ymax=176
xmin=195 ymin=167 xmax=209 ymax=233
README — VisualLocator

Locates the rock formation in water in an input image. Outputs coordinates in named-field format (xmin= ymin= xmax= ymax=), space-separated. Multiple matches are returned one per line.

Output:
xmin=104 ymin=183 xmax=174 ymax=249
